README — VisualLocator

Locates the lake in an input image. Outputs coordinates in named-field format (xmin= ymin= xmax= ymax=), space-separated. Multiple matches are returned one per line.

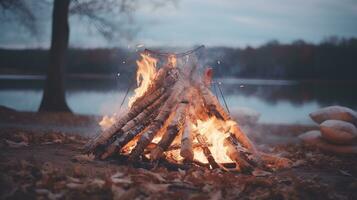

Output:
xmin=1 ymin=75 xmax=356 ymax=124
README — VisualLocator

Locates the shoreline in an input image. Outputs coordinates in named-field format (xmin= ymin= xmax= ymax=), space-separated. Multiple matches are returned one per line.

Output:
xmin=1 ymin=106 xmax=357 ymax=199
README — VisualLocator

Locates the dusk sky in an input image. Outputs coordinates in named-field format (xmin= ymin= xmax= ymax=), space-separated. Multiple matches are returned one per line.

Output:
xmin=1 ymin=0 xmax=357 ymax=48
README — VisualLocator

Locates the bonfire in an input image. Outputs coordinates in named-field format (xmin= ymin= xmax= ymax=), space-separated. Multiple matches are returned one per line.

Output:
xmin=85 ymin=46 xmax=291 ymax=173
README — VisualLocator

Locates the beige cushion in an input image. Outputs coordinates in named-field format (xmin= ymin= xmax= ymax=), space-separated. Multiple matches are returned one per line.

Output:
xmin=320 ymin=120 xmax=357 ymax=145
xmin=299 ymin=130 xmax=357 ymax=154
xmin=309 ymin=106 xmax=357 ymax=125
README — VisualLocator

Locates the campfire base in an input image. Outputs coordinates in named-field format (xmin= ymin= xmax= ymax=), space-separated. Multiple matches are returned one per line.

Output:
xmin=85 ymin=48 xmax=291 ymax=173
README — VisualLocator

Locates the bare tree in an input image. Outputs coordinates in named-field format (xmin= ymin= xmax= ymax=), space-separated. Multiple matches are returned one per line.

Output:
xmin=39 ymin=0 xmax=71 ymax=112
xmin=0 ymin=0 xmax=174 ymax=112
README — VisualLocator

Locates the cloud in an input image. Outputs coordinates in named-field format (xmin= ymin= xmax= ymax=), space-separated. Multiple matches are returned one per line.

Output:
xmin=1 ymin=0 xmax=357 ymax=48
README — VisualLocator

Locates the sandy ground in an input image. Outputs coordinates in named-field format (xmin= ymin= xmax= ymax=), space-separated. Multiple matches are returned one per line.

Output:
xmin=0 ymin=106 xmax=357 ymax=199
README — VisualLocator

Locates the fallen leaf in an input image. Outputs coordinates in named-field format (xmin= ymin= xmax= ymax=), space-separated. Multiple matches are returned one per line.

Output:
xmin=339 ymin=170 xmax=352 ymax=177
xmin=292 ymin=160 xmax=306 ymax=167
xmin=210 ymin=190 xmax=222 ymax=200
xmin=5 ymin=139 xmax=28 ymax=148
xmin=111 ymin=173 xmax=132 ymax=185
xmin=67 ymin=176 xmax=81 ymax=183
xmin=66 ymin=182 xmax=85 ymax=190
xmin=111 ymin=185 xmax=126 ymax=200
xmin=71 ymin=154 xmax=95 ymax=162
xmin=252 ymin=169 xmax=272 ymax=177
xmin=137 ymin=168 xmax=166 ymax=182
xmin=141 ymin=182 xmax=169 ymax=194
xmin=35 ymin=189 xmax=64 ymax=200
xmin=89 ymin=178 xmax=106 ymax=188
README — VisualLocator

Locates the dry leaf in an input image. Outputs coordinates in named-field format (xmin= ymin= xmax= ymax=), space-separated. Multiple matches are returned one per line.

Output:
xmin=67 ymin=176 xmax=81 ymax=183
xmin=339 ymin=170 xmax=352 ymax=177
xmin=66 ymin=182 xmax=85 ymax=190
xmin=111 ymin=173 xmax=132 ymax=185
xmin=71 ymin=154 xmax=95 ymax=162
xmin=5 ymin=139 xmax=28 ymax=148
xmin=137 ymin=168 xmax=166 ymax=182
xmin=141 ymin=182 xmax=169 ymax=194
xmin=252 ymin=169 xmax=272 ymax=177
xmin=111 ymin=185 xmax=126 ymax=200
xmin=209 ymin=190 xmax=222 ymax=200
xmin=89 ymin=178 xmax=106 ymax=188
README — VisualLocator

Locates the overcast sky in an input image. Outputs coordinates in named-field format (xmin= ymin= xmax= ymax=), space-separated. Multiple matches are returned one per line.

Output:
xmin=1 ymin=0 xmax=357 ymax=48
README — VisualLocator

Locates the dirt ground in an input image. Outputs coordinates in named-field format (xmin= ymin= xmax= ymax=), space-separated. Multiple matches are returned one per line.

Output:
xmin=0 ymin=107 xmax=356 ymax=200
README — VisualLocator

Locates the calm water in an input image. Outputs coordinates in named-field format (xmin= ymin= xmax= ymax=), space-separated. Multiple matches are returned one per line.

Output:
xmin=1 ymin=75 xmax=356 ymax=124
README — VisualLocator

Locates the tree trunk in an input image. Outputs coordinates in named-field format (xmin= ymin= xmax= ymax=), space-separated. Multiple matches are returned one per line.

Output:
xmin=39 ymin=0 xmax=71 ymax=112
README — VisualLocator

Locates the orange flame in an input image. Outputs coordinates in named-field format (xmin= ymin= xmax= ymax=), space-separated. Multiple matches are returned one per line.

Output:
xmin=98 ymin=52 xmax=239 ymax=166
xmin=193 ymin=117 xmax=235 ymax=164
xmin=128 ymin=53 xmax=158 ymax=107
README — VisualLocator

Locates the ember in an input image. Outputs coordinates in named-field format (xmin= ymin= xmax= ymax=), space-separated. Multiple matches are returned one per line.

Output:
xmin=85 ymin=47 xmax=291 ymax=173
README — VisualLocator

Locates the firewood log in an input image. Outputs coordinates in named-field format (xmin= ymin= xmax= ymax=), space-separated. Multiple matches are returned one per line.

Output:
xmin=120 ymin=93 xmax=169 ymax=134
xmin=151 ymin=102 xmax=188 ymax=160
xmin=199 ymin=85 xmax=230 ymax=120
xmin=129 ymin=73 xmax=187 ymax=160
xmin=99 ymin=94 xmax=168 ymax=159
xmin=259 ymin=152 xmax=292 ymax=169
xmin=85 ymin=87 xmax=166 ymax=153
xmin=229 ymin=125 xmax=255 ymax=151
xmin=229 ymin=125 xmax=262 ymax=165
xmin=180 ymin=118 xmax=194 ymax=161
xmin=224 ymin=135 xmax=253 ymax=173
xmin=195 ymin=133 xmax=219 ymax=169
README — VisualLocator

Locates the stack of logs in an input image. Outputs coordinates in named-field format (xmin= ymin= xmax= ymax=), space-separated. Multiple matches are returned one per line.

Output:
xmin=85 ymin=54 xmax=291 ymax=173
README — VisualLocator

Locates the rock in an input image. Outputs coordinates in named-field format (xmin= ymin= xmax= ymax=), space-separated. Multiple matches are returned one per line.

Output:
xmin=230 ymin=107 xmax=261 ymax=124
xmin=309 ymin=106 xmax=357 ymax=125
xmin=320 ymin=120 xmax=357 ymax=145
xmin=299 ymin=130 xmax=357 ymax=154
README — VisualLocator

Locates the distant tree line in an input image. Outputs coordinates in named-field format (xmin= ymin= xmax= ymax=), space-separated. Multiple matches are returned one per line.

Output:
xmin=1 ymin=37 xmax=357 ymax=80
xmin=208 ymin=37 xmax=357 ymax=80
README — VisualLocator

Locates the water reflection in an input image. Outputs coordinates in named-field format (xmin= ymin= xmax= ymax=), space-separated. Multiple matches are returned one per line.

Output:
xmin=0 ymin=76 xmax=356 ymax=124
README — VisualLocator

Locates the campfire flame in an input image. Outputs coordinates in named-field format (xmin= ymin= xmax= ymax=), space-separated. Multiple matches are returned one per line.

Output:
xmin=193 ymin=117 xmax=235 ymax=164
xmin=128 ymin=53 xmax=158 ymax=108
xmin=99 ymin=53 xmax=237 ymax=165
xmin=88 ymin=49 xmax=290 ymax=172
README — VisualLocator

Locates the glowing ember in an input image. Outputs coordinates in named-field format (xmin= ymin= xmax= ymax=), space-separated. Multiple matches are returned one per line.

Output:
xmin=128 ymin=53 xmax=158 ymax=107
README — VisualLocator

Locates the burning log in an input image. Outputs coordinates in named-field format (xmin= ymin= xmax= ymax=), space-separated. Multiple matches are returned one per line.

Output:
xmin=151 ymin=101 xmax=188 ymax=160
xmin=85 ymin=88 xmax=166 ymax=152
xmin=99 ymin=95 xmax=166 ymax=159
xmin=180 ymin=118 xmax=194 ymax=161
xmin=195 ymin=133 xmax=219 ymax=169
xmin=128 ymin=98 xmax=176 ymax=160
xmin=85 ymin=49 xmax=290 ymax=173
xmin=224 ymin=134 xmax=254 ymax=172
xmin=199 ymin=85 xmax=230 ymax=121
